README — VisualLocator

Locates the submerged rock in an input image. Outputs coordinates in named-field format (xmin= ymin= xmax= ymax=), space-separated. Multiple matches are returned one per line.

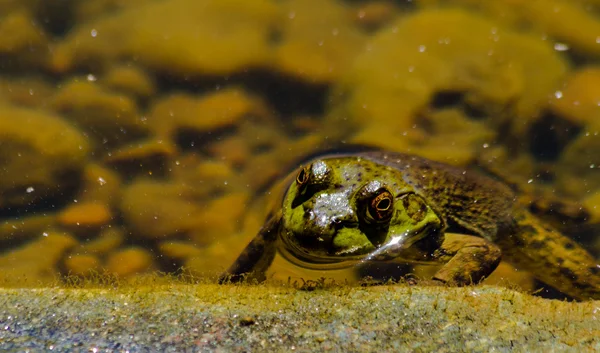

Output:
xmin=0 ymin=104 xmax=89 ymax=209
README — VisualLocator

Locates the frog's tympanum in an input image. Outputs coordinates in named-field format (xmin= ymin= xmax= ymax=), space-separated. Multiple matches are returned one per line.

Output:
xmin=220 ymin=151 xmax=600 ymax=300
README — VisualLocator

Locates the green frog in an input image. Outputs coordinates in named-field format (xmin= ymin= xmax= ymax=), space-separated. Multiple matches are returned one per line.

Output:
xmin=220 ymin=151 xmax=600 ymax=300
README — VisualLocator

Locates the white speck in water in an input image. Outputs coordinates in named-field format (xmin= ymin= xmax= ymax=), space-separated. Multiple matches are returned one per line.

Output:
xmin=224 ymin=181 xmax=228 ymax=185
xmin=482 ymin=143 xmax=489 ymax=148
xmin=332 ymin=28 xmax=339 ymax=36
xmin=73 ymin=199 xmax=78 ymax=203
xmin=418 ymin=45 xmax=426 ymax=53
xmin=554 ymin=42 xmax=569 ymax=51
xmin=288 ymin=11 xmax=296 ymax=19
xmin=554 ymin=90 xmax=563 ymax=99
xmin=90 ymin=29 xmax=97 ymax=37
xmin=26 ymin=187 xmax=34 ymax=193
xmin=590 ymin=164 xmax=596 ymax=169
xmin=87 ymin=74 xmax=96 ymax=82
xmin=29 ymin=89 xmax=34 ymax=95
xmin=528 ymin=179 xmax=534 ymax=184
xmin=97 ymin=177 xmax=106 ymax=186
xmin=42 ymin=232 xmax=48 ymax=237
xmin=597 ymin=36 xmax=600 ymax=44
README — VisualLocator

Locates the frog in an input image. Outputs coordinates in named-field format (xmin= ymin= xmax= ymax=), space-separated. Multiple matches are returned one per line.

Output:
xmin=219 ymin=151 xmax=600 ymax=300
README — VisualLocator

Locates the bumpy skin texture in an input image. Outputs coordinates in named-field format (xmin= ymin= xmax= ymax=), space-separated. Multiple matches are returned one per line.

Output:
xmin=220 ymin=151 xmax=600 ymax=300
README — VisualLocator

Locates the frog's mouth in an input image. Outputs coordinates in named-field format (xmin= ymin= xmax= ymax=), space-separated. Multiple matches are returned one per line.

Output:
xmin=277 ymin=230 xmax=367 ymax=270
xmin=277 ymin=225 xmax=437 ymax=271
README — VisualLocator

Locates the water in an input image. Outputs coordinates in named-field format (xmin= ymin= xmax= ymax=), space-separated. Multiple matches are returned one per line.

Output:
xmin=0 ymin=0 xmax=598 ymax=296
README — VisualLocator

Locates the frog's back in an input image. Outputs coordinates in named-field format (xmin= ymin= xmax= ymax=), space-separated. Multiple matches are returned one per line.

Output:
xmin=360 ymin=151 xmax=516 ymax=239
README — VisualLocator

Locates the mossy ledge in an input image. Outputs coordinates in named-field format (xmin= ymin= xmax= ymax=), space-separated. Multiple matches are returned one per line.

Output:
xmin=0 ymin=283 xmax=599 ymax=351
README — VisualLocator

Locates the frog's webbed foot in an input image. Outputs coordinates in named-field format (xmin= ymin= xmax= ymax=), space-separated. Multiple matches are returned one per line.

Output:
xmin=432 ymin=233 xmax=502 ymax=286
xmin=218 ymin=213 xmax=281 ymax=284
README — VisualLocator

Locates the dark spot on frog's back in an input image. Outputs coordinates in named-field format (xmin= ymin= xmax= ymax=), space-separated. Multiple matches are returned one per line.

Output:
xmin=403 ymin=194 xmax=427 ymax=223
xmin=560 ymin=267 xmax=577 ymax=280
xmin=529 ymin=240 xmax=546 ymax=250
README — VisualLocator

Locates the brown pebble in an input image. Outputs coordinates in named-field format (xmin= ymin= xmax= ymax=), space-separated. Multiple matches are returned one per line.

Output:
xmin=239 ymin=317 xmax=256 ymax=326
xmin=106 ymin=247 xmax=153 ymax=277
xmin=64 ymin=254 xmax=101 ymax=276
xmin=158 ymin=241 xmax=203 ymax=261
xmin=57 ymin=202 xmax=112 ymax=228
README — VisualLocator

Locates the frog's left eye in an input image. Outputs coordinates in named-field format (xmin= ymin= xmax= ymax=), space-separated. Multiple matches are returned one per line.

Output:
xmin=367 ymin=190 xmax=394 ymax=222
xmin=296 ymin=165 xmax=310 ymax=186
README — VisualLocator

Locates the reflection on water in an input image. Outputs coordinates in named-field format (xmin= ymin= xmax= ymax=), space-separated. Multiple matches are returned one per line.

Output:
xmin=0 ymin=0 xmax=598 ymax=291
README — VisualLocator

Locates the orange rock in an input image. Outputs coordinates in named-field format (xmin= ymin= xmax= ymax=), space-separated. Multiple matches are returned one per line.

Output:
xmin=551 ymin=67 xmax=600 ymax=125
xmin=106 ymin=247 xmax=153 ymax=277
xmin=120 ymin=180 xmax=201 ymax=239
xmin=0 ymin=10 xmax=50 ymax=68
xmin=275 ymin=0 xmax=366 ymax=83
xmin=0 ymin=77 xmax=55 ymax=108
xmin=333 ymin=8 xmax=567 ymax=151
xmin=158 ymin=241 xmax=202 ymax=261
xmin=53 ymin=0 xmax=279 ymax=75
xmin=0 ymin=214 xmax=57 ymax=242
xmin=0 ymin=232 xmax=78 ymax=285
xmin=195 ymin=160 xmax=236 ymax=182
xmin=102 ymin=64 xmax=156 ymax=99
xmin=63 ymin=254 xmax=101 ymax=276
xmin=0 ymin=104 xmax=89 ymax=208
xmin=148 ymin=88 xmax=271 ymax=138
xmin=50 ymin=79 xmax=148 ymax=144
xmin=57 ymin=202 xmax=112 ymax=228
xmin=207 ymin=136 xmax=250 ymax=167
xmin=189 ymin=192 xmax=250 ymax=245
xmin=78 ymin=163 xmax=122 ymax=207
xmin=104 ymin=139 xmax=178 ymax=177
xmin=77 ymin=227 xmax=125 ymax=255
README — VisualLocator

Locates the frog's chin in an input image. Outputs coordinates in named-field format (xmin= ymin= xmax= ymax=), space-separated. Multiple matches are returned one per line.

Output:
xmin=277 ymin=232 xmax=367 ymax=270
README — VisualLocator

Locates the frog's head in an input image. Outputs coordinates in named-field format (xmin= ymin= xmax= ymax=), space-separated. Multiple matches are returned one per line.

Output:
xmin=279 ymin=156 xmax=445 ymax=269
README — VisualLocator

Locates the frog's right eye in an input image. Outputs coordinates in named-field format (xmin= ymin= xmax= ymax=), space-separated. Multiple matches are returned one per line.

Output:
xmin=296 ymin=165 xmax=310 ymax=186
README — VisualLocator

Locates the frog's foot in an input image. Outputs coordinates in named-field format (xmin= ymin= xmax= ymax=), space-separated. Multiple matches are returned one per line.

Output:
xmin=406 ymin=277 xmax=446 ymax=287
xmin=432 ymin=233 xmax=502 ymax=286
xmin=218 ymin=272 xmax=264 ymax=284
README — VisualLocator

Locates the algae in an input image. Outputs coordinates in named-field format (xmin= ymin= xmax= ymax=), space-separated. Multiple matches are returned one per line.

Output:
xmin=0 ymin=283 xmax=598 ymax=351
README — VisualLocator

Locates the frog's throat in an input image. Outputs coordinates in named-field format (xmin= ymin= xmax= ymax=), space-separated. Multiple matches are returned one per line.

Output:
xmin=276 ymin=230 xmax=365 ymax=270
xmin=276 ymin=226 xmax=434 ymax=271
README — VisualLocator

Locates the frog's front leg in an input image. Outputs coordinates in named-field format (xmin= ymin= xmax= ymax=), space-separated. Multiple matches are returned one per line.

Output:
xmin=431 ymin=233 xmax=502 ymax=285
xmin=218 ymin=212 xmax=281 ymax=283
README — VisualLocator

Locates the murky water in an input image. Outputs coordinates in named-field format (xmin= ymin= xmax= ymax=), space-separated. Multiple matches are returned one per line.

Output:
xmin=0 ymin=0 xmax=598 ymax=298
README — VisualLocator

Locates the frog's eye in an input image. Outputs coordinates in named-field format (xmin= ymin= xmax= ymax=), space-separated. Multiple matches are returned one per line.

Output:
xmin=296 ymin=165 xmax=310 ymax=186
xmin=367 ymin=190 xmax=394 ymax=222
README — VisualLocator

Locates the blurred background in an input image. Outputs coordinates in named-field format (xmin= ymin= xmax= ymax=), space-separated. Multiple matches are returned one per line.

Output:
xmin=0 ymin=0 xmax=598 ymax=289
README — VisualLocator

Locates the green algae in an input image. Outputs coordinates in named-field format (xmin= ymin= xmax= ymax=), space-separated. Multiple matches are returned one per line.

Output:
xmin=0 ymin=281 xmax=598 ymax=351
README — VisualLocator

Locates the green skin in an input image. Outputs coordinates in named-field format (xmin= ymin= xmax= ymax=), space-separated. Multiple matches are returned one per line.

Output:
xmin=220 ymin=151 xmax=600 ymax=300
